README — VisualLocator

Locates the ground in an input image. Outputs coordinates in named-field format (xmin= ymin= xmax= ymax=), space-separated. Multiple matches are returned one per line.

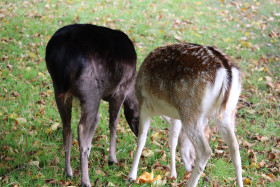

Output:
xmin=0 ymin=0 xmax=279 ymax=186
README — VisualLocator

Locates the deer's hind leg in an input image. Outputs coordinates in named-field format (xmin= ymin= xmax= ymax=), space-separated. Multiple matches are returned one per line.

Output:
xmin=215 ymin=110 xmax=242 ymax=186
xmin=107 ymin=95 xmax=126 ymax=164
xmin=77 ymin=85 xmax=101 ymax=186
xmin=181 ymin=116 xmax=211 ymax=187
xmin=54 ymin=86 xmax=73 ymax=177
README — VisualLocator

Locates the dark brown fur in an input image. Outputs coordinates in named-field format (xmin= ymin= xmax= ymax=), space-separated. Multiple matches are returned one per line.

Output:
xmin=46 ymin=24 xmax=139 ymax=187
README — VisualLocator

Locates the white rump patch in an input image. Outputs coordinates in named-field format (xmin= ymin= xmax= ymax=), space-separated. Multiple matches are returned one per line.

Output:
xmin=201 ymin=68 xmax=228 ymax=117
xmin=225 ymin=68 xmax=241 ymax=112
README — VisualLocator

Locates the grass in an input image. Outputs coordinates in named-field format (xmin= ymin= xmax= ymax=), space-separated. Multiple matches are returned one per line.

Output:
xmin=1 ymin=0 xmax=279 ymax=186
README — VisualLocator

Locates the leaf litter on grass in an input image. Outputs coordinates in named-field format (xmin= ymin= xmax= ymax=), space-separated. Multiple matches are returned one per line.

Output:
xmin=1 ymin=0 xmax=280 ymax=186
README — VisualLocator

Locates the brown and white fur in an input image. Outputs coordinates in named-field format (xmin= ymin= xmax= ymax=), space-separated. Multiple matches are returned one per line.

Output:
xmin=128 ymin=43 xmax=243 ymax=186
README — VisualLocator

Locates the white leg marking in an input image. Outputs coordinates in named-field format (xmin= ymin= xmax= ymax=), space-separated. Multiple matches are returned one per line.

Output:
xmin=167 ymin=118 xmax=182 ymax=178
xmin=128 ymin=103 xmax=151 ymax=181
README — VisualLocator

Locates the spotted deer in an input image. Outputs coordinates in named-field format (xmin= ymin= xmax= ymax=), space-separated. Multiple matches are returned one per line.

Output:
xmin=46 ymin=24 xmax=139 ymax=187
xmin=128 ymin=43 xmax=243 ymax=186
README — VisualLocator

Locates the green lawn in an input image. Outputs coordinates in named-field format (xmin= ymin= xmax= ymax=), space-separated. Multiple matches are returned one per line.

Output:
xmin=1 ymin=0 xmax=279 ymax=186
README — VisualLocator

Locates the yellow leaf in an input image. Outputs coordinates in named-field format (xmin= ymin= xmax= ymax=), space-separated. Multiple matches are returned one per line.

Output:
xmin=267 ymin=173 xmax=274 ymax=179
xmin=151 ymin=132 xmax=161 ymax=139
xmin=249 ymin=162 xmax=258 ymax=168
xmin=45 ymin=128 xmax=51 ymax=134
xmin=9 ymin=113 xmax=18 ymax=119
xmin=195 ymin=2 xmax=202 ymax=5
xmin=250 ymin=60 xmax=258 ymax=64
xmin=46 ymin=89 xmax=53 ymax=94
xmin=136 ymin=171 xmax=154 ymax=184
xmin=243 ymin=178 xmax=251 ymax=185
xmin=194 ymin=32 xmax=201 ymax=38
xmin=136 ymin=171 xmax=162 ymax=185
xmin=72 ymin=140 xmax=78 ymax=146
xmin=38 ymin=72 xmax=45 ymax=77
xmin=224 ymin=38 xmax=233 ymax=42
xmin=241 ymin=41 xmax=252 ymax=48
xmin=257 ymin=77 xmax=263 ymax=82
xmin=154 ymin=175 xmax=162 ymax=181
xmin=29 ymin=52 xmax=37 ymax=58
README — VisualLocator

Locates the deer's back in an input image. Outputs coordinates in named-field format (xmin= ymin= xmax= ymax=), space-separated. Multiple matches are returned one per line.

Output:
xmin=136 ymin=43 xmax=237 ymax=114
xmin=46 ymin=24 xmax=137 ymax=98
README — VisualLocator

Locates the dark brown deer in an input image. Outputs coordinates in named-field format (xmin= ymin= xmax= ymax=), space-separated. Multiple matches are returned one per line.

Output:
xmin=45 ymin=24 xmax=139 ymax=187
xmin=128 ymin=43 xmax=243 ymax=186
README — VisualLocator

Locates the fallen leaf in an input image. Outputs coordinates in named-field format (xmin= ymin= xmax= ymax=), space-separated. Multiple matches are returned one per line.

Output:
xmin=72 ymin=140 xmax=78 ymax=146
xmin=248 ymin=149 xmax=257 ymax=164
xmin=38 ymin=72 xmax=45 ymax=77
xmin=261 ymin=173 xmax=273 ymax=182
xmin=258 ymin=160 xmax=266 ymax=167
xmin=273 ymin=12 xmax=280 ymax=17
xmin=50 ymin=122 xmax=60 ymax=131
xmin=260 ymin=135 xmax=269 ymax=142
xmin=142 ymin=149 xmax=154 ymax=158
xmin=266 ymin=173 xmax=274 ymax=179
xmin=241 ymin=41 xmax=252 ymax=48
xmin=215 ymin=149 xmax=224 ymax=154
xmin=44 ymin=179 xmax=60 ymax=185
xmin=15 ymin=117 xmax=27 ymax=124
xmin=136 ymin=170 xmax=162 ymax=184
xmin=224 ymin=38 xmax=233 ymax=42
xmin=107 ymin=182 xmax=115 ymax=186
xmin=129 ymin=150 xmax=133 ymax=159
xmin=271 ymin=148 xmax=280 ymax=155
xmin=28 ymin=161 xmax=39 ymax=167
xmin=136 ymin=171 xmax=154 ymax=184
xmin=267 ymin=152 xmax=276 ymax=161
xmin=153 ymin=175 xmax=166 ymax=186
xmin=243 ymin=178 xmax=251 ymax=185
xmin=265 ymin=76 xmax=274 ymax=89
xmin=95 ymin=169 xmax=106 ymax=176
xmin=184 ymin=171 xmax=191 ymax=180
xmin=12 ymin=92 xmax=20 ymax=97
xmin=249 ymin=162 xmax=258 ymax=169
xmin=151 ymin=132 xmax=161 ymax=139
xmin=45 ymin=128 xmax=51 ymax=134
